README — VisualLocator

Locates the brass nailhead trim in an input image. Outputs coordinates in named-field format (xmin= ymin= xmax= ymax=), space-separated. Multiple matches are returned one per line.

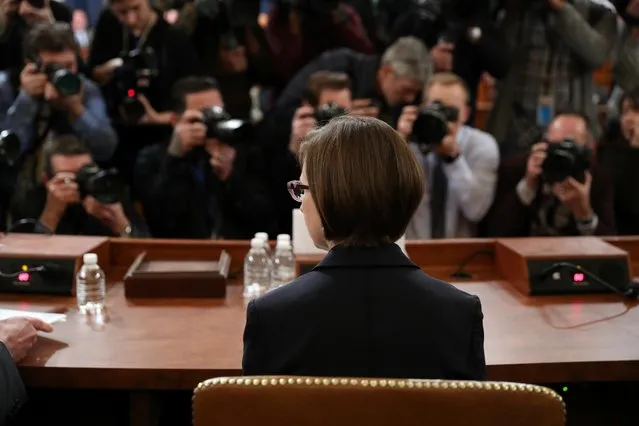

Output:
xmin=194 ymin=377 xmax=566 ymax=416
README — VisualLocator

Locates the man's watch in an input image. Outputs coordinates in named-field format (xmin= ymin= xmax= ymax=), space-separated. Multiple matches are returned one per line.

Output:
xmin=441 ymin=152 xmax=461 ymax=164
xmin=120 ymin=224 xmax=133 ymax=238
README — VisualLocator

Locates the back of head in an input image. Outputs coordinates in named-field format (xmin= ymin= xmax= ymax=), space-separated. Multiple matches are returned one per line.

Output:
xmin=299 ymin=116 xmax=425 ymax=246
xmin=381 ymin=36 xmax=432 ymax=84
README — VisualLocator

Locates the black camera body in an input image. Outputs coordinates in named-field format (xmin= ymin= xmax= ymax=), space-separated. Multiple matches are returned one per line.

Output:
xmin=114 ymin=47 xmax=159 ymax=123
xmin=0 ymin=130 xmax=20 ymax=166
xmin=75 ymin=163 xmax=124 ymax=205
xmin=541 ymin=139 xmax=592 ymax=184
xmin=412 ymin=101 xmax=459 ymax=149
xmin=38 ymin=62 xmax=82 ymax=97
xmin=201 ymin=106 xmax=252 ymax=145
xmin=315 ymin=102 xmax=347 ymax=124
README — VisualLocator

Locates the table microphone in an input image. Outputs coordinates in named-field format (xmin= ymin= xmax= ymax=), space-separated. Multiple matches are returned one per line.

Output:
xmin=538 ymin=262 xmax=639 ymax=300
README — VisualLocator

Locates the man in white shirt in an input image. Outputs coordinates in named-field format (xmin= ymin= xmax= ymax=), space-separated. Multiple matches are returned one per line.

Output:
xmin=398 ymin=72 xmax=500 ymax=239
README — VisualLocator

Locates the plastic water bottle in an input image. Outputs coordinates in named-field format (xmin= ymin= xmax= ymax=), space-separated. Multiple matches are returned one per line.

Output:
xmin=271 ymin=239 xmax=296 ymax=290
xmin=277 ymin=233 xmax=291 ymax=245
xmin=255 ymin=232 xmax=272 ymax=258
xmin=76 ymin=253 xmax=106 ymax=315
xmin=244 ymin=238 xmax=271 ymax=298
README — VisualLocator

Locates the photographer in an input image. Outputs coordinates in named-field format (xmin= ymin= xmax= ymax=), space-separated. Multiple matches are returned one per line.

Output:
xmin=487 ymin=0 xmax=617 ymax=157
xmin=597 ymin=88 xmax=639 ymax=235
xmin=88 ymin=0 xmax=198 ymax=181
xmin=9 ymin=135 xmax=147 ymax=236
xmin=269 ymin=37 xmax=432 ymax=151
xmin=0 ymin=23 xmax=116 ymax=163
xmin=272 ymin=70 xmax=352 ymax=234
xmin=0 ymin=0 xmax=73 ymax=71
xmin=397 ymin=72 xmax=499 ymax=240
xmin=387 ymin=0 xmax=511 ymax=123
xmin=483 ymin=110 xmax=615 ymax=237
xmin=135 ymin=76 xmax=277 ymax=239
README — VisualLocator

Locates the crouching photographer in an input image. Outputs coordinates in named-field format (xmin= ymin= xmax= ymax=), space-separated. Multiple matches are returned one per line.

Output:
xmin=135 ymin=76 xmax=277 ymax=239
xmin=397 ymin=72 xmax=499 ymax=240
xmin=8 ymin=134 xmax=148 ymax=236
xmin=483 ymin=110 xmax=615 ymax=237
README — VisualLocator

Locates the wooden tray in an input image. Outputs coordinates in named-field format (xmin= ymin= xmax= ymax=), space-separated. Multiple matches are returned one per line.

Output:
xmin=123 ymin=251 xmax=230 ymax=298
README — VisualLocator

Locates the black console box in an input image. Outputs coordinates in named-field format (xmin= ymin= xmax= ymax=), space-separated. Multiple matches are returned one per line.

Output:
xmin=0 ymin=235 xmax=109 ymax=295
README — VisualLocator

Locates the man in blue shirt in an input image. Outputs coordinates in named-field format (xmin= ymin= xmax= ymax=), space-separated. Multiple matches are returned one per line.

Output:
xmin=0 ymin=22 xmax=117 ymax=163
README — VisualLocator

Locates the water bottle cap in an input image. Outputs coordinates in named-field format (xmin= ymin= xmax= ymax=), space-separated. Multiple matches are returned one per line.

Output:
xmin=83 ymin=253 xmax=98 ymax=265
xmin=250 ymin=238 xmax=263 ymax=249
xmin=277 ymin=234 xmax=291 ymax=241
xmin=255 ymin=232 xmax=268 ymax=242
xmin=276 ymin=240 xmax=291 ymax=249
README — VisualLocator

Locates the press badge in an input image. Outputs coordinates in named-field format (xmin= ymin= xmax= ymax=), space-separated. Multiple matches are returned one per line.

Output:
xmin=536 ymin=95 xmax=554 ymax=127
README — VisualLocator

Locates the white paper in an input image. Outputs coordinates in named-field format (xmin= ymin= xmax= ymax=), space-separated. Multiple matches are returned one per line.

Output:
xmin=292 ymin=209 xmax=408 ymax=256
xmin=0 ymin=309 xmax=66 ymax=325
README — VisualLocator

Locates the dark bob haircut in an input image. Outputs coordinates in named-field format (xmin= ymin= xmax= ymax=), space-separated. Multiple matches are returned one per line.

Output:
xmin=299 ymin=115 xmax=424 ymax=246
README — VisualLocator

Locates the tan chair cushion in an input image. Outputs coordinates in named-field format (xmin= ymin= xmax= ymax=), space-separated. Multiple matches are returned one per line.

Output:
xmin=193 ymin=377 xmax=565 ymax=426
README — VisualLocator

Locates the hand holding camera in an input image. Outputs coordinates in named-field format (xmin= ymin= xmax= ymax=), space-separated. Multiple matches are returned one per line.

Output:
xmin=350 ymin=98 xmax=379 ymax=118
xmin=45 ymin=172 xmax=80 ymax=213
xmin=16 ymin=0 xmax=54 ymax=25
xmin=397 ymin=105 xmax=419 ymax=140
xmin=290 ymin=105 xmax=317 ymax=156
xmin=551 ymin=172 xmax=593 ymax=221
xmin=82 ymin=196 xmax=130 ymax=235
xmin=20 ymin=63 xmax=47 ymax=98
xmin=524 ymin=142 xmax=548 ymax=189
xmin=169 ymin=109 xmax=207 ymax=157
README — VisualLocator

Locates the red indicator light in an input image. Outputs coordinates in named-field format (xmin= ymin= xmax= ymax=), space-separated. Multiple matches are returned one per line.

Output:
xmin=573 ymin=273 xmax=585 ymax=283
xmin=17 ymin=272 xmax=30 ymax=282
xmin=127 ymin=89 xmax=136 ymax=97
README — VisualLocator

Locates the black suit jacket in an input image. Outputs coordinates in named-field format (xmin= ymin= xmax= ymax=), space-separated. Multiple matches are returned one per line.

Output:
xmin=0 ymin=342 xmax=25 ymax=425
xmin=242 ymin=244 xmax=486 ymax=380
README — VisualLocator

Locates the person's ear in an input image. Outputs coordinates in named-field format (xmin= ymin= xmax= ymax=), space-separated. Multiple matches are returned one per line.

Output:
xmin=41 ymin=172 xmax=49 ymax=185
xmin=461 ymin=104 xmax=470 ymax=124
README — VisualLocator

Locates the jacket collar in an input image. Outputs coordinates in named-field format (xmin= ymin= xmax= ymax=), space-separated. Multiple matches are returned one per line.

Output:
xmin=314 ymin=243 xmax=418 ymax=270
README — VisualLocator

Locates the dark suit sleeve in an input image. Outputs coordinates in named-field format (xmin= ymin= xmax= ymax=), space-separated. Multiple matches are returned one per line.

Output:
xmin=242 ymin=300 xmax=268 ymax=375
xmin=0 ymin=342 xmax=26 ymax=424
xmin=467 ymin=296 xmax=487 ymax=381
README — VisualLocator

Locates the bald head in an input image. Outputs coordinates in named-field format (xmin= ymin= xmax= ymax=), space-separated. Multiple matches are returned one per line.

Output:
xmin=546 ymin=114 xmax=590 ymax=146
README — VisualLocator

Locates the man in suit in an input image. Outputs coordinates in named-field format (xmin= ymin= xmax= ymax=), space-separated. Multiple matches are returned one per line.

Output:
xmin=0 ymin=316 xmax=53 ymax=424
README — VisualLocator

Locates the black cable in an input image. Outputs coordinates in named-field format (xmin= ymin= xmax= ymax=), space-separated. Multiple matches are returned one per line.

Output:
xmin=4 ymin=218 xmax=53 ymax=235
xmin=450 ymin=249 xmax=494 ymax=279
xmin=538 ymin=262 xmax=639 ymax=300
xmin=0 ymin=265 xmax=46 ymax=279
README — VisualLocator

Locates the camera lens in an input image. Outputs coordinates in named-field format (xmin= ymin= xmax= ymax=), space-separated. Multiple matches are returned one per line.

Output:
xmin=45 ymin=65 xmax=81 ymax=97
xmin=0 ymin=130 xmax=20 ymax=165
xmin=76 ymin=164 xmax=124 ymax=205
xmin=315 ymin=103 xmax=347 ymax=125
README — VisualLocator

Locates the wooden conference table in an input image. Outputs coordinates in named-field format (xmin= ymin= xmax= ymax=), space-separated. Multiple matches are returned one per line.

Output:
xmin=2 ymin=236 xmax=639 ymax=424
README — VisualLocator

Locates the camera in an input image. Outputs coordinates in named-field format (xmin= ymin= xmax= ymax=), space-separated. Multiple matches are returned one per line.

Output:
xmin=0 ymin=131 xmax=20 ymax=166
xmin=201 ymin=106 xmax=252 ymax=145
xmin=315 ymin=103 xmax=347 ymax=124
xmin=541 ymin=139 xmax=592 ymax=184
xmin=113 ymin=47 xmax=159 ymax=122
xmin=75 ymin=163 xmax=124 ymax=205
xmin=38 ymin=62 xmax=82 ymax=97
xmin=412 ymin=101 xmax=459 ymax=148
